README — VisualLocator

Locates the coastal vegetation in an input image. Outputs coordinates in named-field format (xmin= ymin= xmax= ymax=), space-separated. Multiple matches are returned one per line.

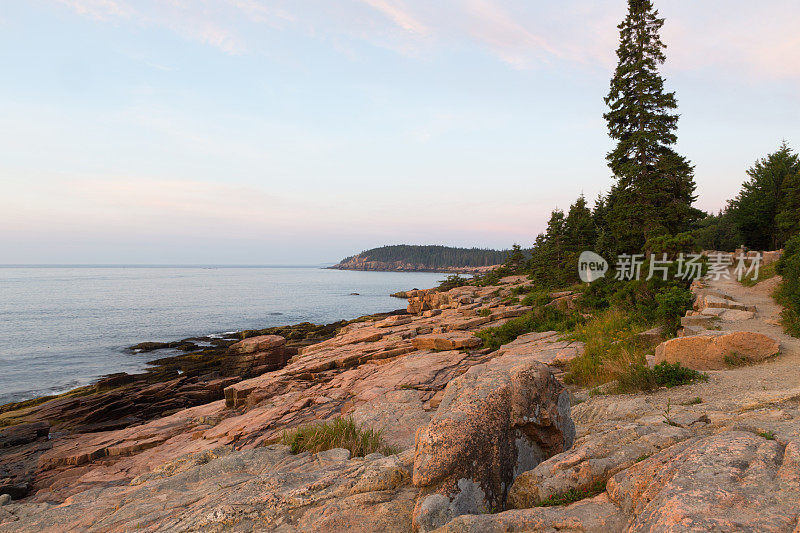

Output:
xmin=534 ymin=481 xmax=607 ymax=507
xmin=776 ymin=234 xmax=800 ymax=336
xmin=476 ymin=307 xmax=581 ymax=350
xmin=279 ymin=417 xmax=398 ymax=457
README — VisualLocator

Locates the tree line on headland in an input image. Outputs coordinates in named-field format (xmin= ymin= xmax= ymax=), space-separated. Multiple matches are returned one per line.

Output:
xmin=335 ymin=245 xmax=509 ymax=269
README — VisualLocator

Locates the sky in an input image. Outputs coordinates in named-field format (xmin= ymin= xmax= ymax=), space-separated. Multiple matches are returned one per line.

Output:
xmin=2 ymin=1 xmax=799 ymax=264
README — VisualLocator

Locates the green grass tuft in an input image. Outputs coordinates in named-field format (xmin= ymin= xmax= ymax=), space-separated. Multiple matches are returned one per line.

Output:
xmin=279 ymin=417 xmax=399 ymax=457
xmin=757 ymin=430 xmax=776 ymax=440
xmin=564 ymin=308 xmax=651 ymax=388
xmin=475 ymin=307 xmax=581 ymax=351
xmin=534 ymin=481 xmax=607 ymax=507
xmin=723 ymin=352 xmax=747 ymax=367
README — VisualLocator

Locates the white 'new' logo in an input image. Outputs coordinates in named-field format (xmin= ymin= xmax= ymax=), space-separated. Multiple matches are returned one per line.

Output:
xmin=578 ymin=251 xmax=608 ymax=283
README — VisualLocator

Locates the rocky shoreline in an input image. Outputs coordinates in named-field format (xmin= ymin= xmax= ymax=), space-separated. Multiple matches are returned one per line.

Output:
xmin=1 ymin=273 xmax=799 ymax=531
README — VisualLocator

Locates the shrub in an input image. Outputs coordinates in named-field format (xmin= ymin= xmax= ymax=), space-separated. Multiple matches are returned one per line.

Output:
xmin=775 ymin=233 xmax=800 ymax=337
xmin=279 ymin=417 xmax=398 ymax=457
xmin=650 ymin=362 xmax=708 ymax=387
xmin=616 ymin=362 xmax=707 ymax=393
xmin=475 ymin=307 xmax=581 ymax=350
xmin=473 ymin=269 xmax=507 ymax=287
xmin=437 ymin=274 xmax=471 ymax=291
xmin=579 ymin=276 xmax=693 ymax=328
xmin=654 ymin=286 xmax=693 ymax=336
xmin=520 ymin=290 xmax=553 ymax=308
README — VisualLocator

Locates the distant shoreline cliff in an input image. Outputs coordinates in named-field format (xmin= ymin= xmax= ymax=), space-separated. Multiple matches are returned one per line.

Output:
xmin=329 ymin=244 xmax=505 ymax=274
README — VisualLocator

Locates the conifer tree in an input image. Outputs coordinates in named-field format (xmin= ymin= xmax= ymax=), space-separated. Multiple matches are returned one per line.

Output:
xmin=604 ymin=0 xmax=697 ymax=252
xmin=504 ymin=243 xmax=526 ymax=272
xmin=777 ymin=170 xmax=800 ymax=245
xmin=728 ymin=142 xmax=800 ymax=249
xmin=564 ymin=195 xmax=597 ymax=253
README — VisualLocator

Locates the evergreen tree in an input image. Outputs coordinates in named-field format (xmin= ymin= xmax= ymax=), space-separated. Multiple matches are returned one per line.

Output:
xmin=564 ymin=195 xmax=597 ymax=253
xmin=604 ymin=0 xmax=697 ymax=252
xmin=504 ymin=243 xmax=526 ymax=272
xmin=544 ymin=210 xmax=566 ymax=266
xmin=528 ymin=210 xmax=569 ymax=286
xmin=694 ymin=210 xmax=743 ymax=252
xmin=728 ymin=142 xmax=800 ymax=249
xmin=776 ymin=170 xmax=800 ymax=246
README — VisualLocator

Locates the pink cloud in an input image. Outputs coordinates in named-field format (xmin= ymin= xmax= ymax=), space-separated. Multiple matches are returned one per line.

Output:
xmin=51 ymin=0 xmax=800 ymax=79
xmin=358 ymin=0 xmax=427 ymax=34
xmin=56 ymin=0 xmax=134 ymax=19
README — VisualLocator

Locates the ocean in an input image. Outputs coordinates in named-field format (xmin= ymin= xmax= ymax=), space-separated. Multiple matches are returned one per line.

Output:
xmin=0 ymin=266 xmax=445 ymax=405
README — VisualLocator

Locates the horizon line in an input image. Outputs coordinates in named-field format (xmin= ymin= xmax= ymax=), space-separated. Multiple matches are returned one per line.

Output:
xmin=0 ymin=264 xmax=336 ymax=268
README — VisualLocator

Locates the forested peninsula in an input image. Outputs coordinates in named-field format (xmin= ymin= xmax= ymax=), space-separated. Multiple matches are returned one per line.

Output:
xmin=329 ymin=244 xmax=507 ymax=273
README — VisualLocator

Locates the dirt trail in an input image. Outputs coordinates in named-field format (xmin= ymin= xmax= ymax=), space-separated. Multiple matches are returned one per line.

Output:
xmin=687 ymin=274 xmax=800 ymax=408
xmin=572 ymin=272 xmax=800 ymax=436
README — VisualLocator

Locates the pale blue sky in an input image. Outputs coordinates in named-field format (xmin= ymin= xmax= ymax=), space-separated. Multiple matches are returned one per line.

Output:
xmin=2 ymin=1 xmax=799 ymax=264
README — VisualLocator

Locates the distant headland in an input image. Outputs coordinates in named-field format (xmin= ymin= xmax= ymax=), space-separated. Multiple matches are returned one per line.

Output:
xmin=329 ymin=244 xmax=506 ymax=273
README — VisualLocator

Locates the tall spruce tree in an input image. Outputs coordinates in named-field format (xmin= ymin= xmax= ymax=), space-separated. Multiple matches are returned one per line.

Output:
xmin=604 ymin=0 xmax=697 ymax=253
xmin=564 ymin=195 xmax=597 ymax=253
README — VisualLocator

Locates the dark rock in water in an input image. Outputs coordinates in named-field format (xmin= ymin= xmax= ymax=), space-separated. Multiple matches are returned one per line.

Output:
xmin=129 ymin=341 xmax=201 ymax=353
xmin=175 ymin=343 xmax=201 ymax=352
xmin=129 ymin=341 xmax=169 ymax=352
xmin=350 ymin=292 xmax=360 ymax=295
xmin=95 ymin=373 xmax=137 ymax=390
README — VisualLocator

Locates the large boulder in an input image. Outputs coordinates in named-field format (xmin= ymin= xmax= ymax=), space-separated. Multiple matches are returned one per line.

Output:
xmin=411 ymin=355 xmax=574 ymax=531
xmin=654 ymin=331 xmax=780 ymax=370
xmin=228 ymin=335 xmax=286 ymax=354
xmin=224 ymin=334 xmax=290 ymax=376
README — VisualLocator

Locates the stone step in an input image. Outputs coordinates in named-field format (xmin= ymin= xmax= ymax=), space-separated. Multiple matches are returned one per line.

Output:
xmin=702 ymin=295 xmax=756 ymax=312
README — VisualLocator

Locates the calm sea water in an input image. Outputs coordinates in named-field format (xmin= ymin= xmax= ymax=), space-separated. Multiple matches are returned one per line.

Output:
xmin=0 ymin=266 xmax=445 ymax=405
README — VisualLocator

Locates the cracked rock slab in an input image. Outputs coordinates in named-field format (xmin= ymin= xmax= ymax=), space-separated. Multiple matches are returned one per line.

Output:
xmin=606 ymin=431 xmax=800 ymax=532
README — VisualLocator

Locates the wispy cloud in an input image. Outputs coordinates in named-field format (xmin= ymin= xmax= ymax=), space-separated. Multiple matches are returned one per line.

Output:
xmin=48 ymin=1 xmax=800 ymax=78
xmin=56 ymin=0 xmax=133 ymax=20
xmin=460 ymin=0 xmax=560 ymax=67
xmin=359 ymin=0 xmax=427 ymax=34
